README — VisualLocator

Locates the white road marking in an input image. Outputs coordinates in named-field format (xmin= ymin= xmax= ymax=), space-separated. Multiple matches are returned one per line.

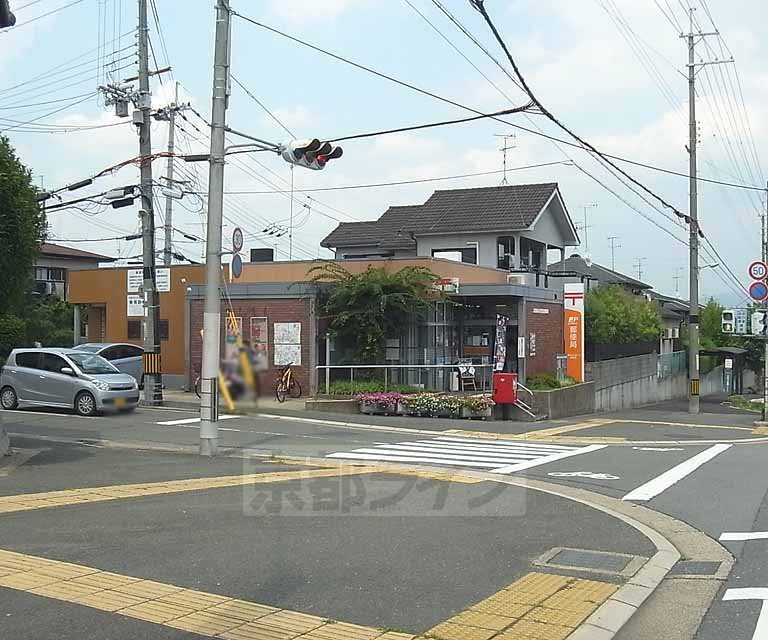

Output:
xmin=1 ymin=409 xmax=96 ymax=420
xmin=622 ymin=444 xmax=732 ymax=502
xmin=548 ymin=471 xmax=620 ymax=480
xmin=720 ymin=532 xmax=768 ymax=542
xmin=632 ymin=447 xmax=684 ymax=452
xmin=489 ymin=444 xmax=608 ymax=474
xmin=723 ymin=588 xmax=768 ymax=639
xmin=156 ymin=415 xmax=240 ymax=426
xmin=327 ymin=438 xmax=604 ymax=474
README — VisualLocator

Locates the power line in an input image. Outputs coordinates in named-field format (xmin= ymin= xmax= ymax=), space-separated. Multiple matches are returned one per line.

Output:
xmin=231 ymin=75 xmax=295 ymax=139
xmin=234 ymin=10 xmax=764 ymax=193
xmin=0 ymin=0 xmax=88 ymax=33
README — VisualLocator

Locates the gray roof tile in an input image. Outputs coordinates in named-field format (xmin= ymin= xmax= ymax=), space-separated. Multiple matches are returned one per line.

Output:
xmin=321 ymin=183 xmax=559 ymax=249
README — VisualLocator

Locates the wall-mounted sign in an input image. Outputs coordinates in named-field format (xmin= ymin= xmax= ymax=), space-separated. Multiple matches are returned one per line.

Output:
xmin=532 ymin=308 xmax=550 ymax=315
xmin=563 ymin=283 xmax=585 ymax=382
xmin=127 ymin=295 xmax=144 ymax=317
xmin=435 ymin=277 xmax=460 ymax=294
xmin=127 ymin=268 xmax=170 ymax=293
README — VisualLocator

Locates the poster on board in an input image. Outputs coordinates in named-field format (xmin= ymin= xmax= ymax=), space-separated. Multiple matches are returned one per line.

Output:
xmin=493 ymin=314 xmax=508 ymax=371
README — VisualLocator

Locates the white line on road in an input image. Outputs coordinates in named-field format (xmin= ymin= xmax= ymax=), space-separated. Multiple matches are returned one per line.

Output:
xmin=156 ymin=415 xmax=240 ymax=426
xmin=723 ymin=589 xmax=768 ymax=639
xmin=623 ymin=444 xmax=732 ymax=502
xmin=326 ymin=452 xmax=506 ymax=468
xmin=489 ymin=444 xmax=608 ymax=474
xmin=720 ymin=532 xmax=768 ymax=542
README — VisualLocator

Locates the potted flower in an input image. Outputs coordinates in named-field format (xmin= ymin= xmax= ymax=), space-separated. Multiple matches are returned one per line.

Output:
xmin=436 ymin=394 xmax=463 ymax=418
xmin=405 ymin=393 xmax=439 ymax=417
xmin=461 ymin=395 xmax=495 ymax=419
xmin=356 ymin=392 xmax=403 ymax=415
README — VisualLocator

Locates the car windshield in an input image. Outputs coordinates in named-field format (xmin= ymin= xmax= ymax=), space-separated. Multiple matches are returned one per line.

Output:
xmin=67 ymin=353 xmax=119 ymax=375
xmin=73 ymin=345 xmax=103 ymax=353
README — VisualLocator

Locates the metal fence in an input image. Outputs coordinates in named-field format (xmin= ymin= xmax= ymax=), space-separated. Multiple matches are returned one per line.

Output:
xmin=316 ymin=364 xmax=494 ymax=395
xmin=657 ymin=351 xmax=687 ymax=379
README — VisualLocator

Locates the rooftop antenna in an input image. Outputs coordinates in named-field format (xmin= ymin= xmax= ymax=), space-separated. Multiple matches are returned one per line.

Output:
xmin=494 ymin=134 xmax=516 ymax=185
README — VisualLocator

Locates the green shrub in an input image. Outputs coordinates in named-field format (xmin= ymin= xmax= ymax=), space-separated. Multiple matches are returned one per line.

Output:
xmin=0 ymin=315 xmax=25 ymax=359
xmin=327 ymin=380 xmax=414 ymax=396
xmin=526 ymin=373 xmax=561 ymax=390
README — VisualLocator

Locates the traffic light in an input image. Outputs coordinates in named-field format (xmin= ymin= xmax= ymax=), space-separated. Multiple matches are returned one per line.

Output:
xmin=280 ymin=138 xmax=343 ymax=170
xmin=752 ymin=310 xmax=767 ymax=336
xmin=0 ymin=1 xmax=15 ymax=28
xmin=721 ymin=310 xmax=735 ymax=334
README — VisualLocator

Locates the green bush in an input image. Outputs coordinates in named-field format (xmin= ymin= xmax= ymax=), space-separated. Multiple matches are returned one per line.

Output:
xmin=526 ymin=373 xmax=561 ymax=390
xmin=0 ymin=315 xmax=25 ymax=359
xmin=327 ymin=380 xmax=414 ymax=396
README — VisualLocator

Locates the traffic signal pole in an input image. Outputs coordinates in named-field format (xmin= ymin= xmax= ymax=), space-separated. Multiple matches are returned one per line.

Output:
xmin=199 ymin=0 xmax=231 ymax=457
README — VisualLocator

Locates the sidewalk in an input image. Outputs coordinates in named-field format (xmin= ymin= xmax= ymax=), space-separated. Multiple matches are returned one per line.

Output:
xmin=162 ymin=389 xmax=306 ymax=414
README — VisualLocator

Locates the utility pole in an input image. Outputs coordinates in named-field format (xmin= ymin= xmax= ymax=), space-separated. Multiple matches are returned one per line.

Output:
xmin=763 ymin=185 xmax=767 ymax=421
xmin=199 ymin=0 xmax=231 ymax=457
xmin=683 ymin=9 xmax=722 ymax=414
xmin=607 ymin=235 xmax=620 ymax=271
xmin=163 ymin=82 xmax=179 ymax=266
xmin=634 ymin=257 xmax=647 ymax=280
xmin=673 ymin=267 xmax=683 ymax=298
xmin=138 ymin=0 xmax=162 ymax=406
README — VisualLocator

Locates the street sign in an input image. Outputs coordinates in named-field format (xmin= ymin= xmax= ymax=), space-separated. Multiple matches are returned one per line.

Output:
xmin=232 ymin=227 xmax=244 ymax=253
xmin=231 ymin=253 xmax=243 ymax=279
xmin=735 ymin=308 xmax=748 ymax=334
xmin=749 ymin=281 xmax=768 ymax=302
xmin=749 ymin=261 xmax=768 ymax=280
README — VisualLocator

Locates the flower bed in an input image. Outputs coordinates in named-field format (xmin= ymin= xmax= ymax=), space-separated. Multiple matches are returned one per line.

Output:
xmin=358 ymin=392 xmax=495 ymax=420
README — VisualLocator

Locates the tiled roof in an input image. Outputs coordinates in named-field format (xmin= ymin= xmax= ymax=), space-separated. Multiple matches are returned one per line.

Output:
xmin=321 ymin=183 xmax=559 ymax=249
xmin=39 ymin=242 xmax=115 ymax=261
xmin=549 ymin=255 xmax=651 ymax=289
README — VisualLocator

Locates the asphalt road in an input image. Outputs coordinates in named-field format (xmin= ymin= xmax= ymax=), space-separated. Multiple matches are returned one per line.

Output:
xmin=3 ymin=403 xmax=768 ymax=638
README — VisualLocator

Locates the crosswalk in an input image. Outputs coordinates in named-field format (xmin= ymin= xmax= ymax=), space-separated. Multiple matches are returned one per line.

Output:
xmin=326 ymin=436 xmax=606 ymax=474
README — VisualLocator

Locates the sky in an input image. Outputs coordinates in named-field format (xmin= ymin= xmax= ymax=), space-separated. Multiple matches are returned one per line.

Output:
xmin=1 ymin=0 xmax=766 ymax=304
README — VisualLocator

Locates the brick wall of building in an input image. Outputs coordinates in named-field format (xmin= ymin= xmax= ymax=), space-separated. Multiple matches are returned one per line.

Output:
xmin=525 ymin=301 xmax=563 ymax=376
xmin=190 ymin=297 xmax=314 ymax=395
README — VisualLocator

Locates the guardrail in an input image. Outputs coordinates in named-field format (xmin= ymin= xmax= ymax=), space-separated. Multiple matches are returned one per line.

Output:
xmin=315 ymin=364 xmax=494 ymax=395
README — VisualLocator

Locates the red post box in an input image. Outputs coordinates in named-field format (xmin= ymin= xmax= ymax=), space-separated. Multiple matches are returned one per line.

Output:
xmin=492 ymin=372 xmax=517 ymax=404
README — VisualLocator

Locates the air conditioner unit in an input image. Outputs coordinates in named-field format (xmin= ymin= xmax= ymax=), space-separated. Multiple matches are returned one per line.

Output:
xmin=507 ymin=274 xmax=526 ymax=286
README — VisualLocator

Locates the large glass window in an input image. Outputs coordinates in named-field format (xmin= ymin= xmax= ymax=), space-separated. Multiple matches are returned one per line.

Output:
xmin=497 ymin=236 xmax=515 ymax=270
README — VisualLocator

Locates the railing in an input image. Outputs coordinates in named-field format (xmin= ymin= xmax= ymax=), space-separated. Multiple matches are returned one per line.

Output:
xmin=657 ymin=351 xmax=687 ymax=379
xmin=316 ymin=364 xmax=494 ymax=396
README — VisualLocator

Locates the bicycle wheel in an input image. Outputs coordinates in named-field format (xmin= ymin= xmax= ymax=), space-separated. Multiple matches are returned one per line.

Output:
xmin=288 ymin=377 xmax=302 ymax=399
xmin=275 ymin=381 xmax=287 ymax=403
xmin=194 ymin=377 xmax=201 ymax=398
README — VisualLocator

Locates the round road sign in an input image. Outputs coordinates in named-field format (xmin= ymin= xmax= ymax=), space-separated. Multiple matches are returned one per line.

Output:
xmin=749 ymin=280 xmax=768 ymax=302
xmin=749 ymin=260 xmax=768 ymax=280
xmin=232 ymin=227 xmax=244 ymax=253
xmin=231 ymin=253 xmax=243 ymax=279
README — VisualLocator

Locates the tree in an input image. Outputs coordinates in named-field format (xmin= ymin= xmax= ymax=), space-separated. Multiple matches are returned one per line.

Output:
xmin=309 ymin=262 xmax=440 ymax=363
xmin=0 ymin=135 xmax=46 ymax=313
xmin=699 ymin=298 xmax=727 ymax=350
xmin=585 ymin=285 xmax=662 ymax=345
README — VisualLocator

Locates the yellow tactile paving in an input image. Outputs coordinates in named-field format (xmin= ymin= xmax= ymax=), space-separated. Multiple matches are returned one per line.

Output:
xmin=428 ymin=571 xmax=620 ymax=640
xmin=0 ymin=548 xmax=411 ymax=640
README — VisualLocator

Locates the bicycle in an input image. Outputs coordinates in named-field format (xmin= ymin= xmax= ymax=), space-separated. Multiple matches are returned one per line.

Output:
xmin=275 ymin=363 xmax=301 ymax=403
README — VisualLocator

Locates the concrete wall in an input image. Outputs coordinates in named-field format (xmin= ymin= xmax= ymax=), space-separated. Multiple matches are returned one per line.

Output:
xmin=531 ymin=382 xmax=595 ymax=419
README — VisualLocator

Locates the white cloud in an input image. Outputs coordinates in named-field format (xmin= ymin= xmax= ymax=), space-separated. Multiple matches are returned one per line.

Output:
xmin=260 ymin=104 xmax=313 ymax=132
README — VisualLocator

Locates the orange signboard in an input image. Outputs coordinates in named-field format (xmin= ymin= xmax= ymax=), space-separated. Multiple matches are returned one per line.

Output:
xmin=563 ymin=283 xmax=585 ymax=382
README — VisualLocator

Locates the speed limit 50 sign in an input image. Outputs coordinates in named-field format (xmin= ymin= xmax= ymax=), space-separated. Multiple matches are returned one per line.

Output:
xmin=749 ymin=260 xmax=768 ymax=280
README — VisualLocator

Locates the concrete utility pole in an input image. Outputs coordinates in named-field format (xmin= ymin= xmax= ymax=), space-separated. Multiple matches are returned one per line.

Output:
xmin=763 ymin=185 xmax=768 ymax=421
xmin=163 ymin=82 xmax=179 ymax=266
xmin=138 ymin=0 xmax=163 ymax=406
xmin=683 ymin=9 xmax=721 ymax=415
xmin=607 ymin=235 xmax=620 ymax=271
xmin=199 ymin=0 xmax=232 ymax=457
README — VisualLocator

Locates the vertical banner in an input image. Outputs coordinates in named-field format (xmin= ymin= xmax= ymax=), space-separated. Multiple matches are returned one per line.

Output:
xmin=563 ymin=283 xmax=585 ymax=382
xmin=494 ymin=314 xmax=508 ymax=371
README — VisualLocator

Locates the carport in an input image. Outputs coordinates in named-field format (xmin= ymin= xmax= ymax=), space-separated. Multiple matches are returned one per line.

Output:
xmin=700 ymin=346 xmax=748 ymax=395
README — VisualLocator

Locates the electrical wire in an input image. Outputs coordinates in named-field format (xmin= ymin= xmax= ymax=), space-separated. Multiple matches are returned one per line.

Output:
xmin=231 ymin=75 xmax=295 ymax=139
xmin=0 ymin=0 xmax=88 ymax=32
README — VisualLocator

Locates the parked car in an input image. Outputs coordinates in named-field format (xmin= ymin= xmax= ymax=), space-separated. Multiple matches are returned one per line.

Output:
xmin=0 ymin=348 xmax=139 ymax=416
xmin=73 ymin=343 xmax=144 ymax=384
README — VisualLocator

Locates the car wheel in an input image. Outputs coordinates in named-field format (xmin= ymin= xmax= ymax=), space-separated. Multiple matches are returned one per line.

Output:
xmin=0 ymin=386 xmax=18 ymax=410
xmin=75 ymin=391 xmax=97 ymax=417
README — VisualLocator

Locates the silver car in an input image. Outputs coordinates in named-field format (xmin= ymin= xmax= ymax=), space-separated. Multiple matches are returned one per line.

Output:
xmin=0 ymin=348 xmax=139 ymax=416
xmin=73 ymin=343 xmax=144 ymax=384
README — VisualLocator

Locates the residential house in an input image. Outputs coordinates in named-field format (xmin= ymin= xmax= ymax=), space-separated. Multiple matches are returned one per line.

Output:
xmin=547 ymin=254 xmax=652 ymax=295
xmin=35 ymin=243 xmax=115 ymax=299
